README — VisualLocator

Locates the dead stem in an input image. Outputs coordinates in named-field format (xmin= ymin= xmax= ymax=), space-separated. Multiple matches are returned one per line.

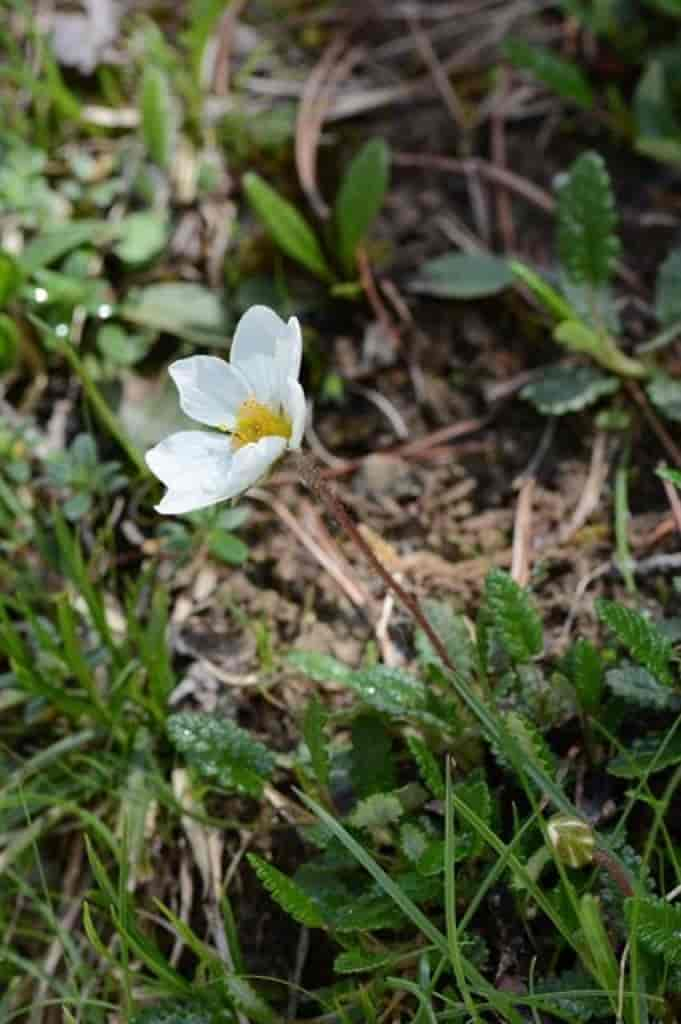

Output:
xmin=292 ymin=450 xmax=459 ymax=675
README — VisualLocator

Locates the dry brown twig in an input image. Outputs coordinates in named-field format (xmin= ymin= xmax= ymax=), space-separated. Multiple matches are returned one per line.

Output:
xmin=511 ymin=476 xmax=535 ymax=588
xmin=295 ymin=36 xmax=361 ymax=219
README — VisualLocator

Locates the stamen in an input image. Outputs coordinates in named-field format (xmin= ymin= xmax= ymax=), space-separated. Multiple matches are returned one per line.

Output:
xmin=232 ymin=397 xmax=292 ymax=449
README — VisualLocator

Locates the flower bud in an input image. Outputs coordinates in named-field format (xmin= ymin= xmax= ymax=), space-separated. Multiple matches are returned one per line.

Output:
xmin=547 ymin=814 xmax=595 ymax=868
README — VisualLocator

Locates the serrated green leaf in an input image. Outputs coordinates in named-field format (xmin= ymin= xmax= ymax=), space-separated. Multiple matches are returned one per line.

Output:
xmin=521 ymin=363 xmax=619 ymax=415
xmin=454 ymin=778 xmax=491 ymax=859
xmin=349 ymin=792 xmax=404 ymax=830
xmin=141 ymin=66 xmax=176 ymax=169
xmin=288 ymin=650 xmax=354 ymax=685
xmin=400 ymin=823 xmax=429 ymax=864
xmin=248 ymin=854 xmax=325 ymax=927
xmin=483 ymin=569 xmax=543 ymax=663
xmin=351 ymin=712 xmax=396 ymax=798
xmin=406 ymin=735 xmax=445 ymax=799
xmin=608 ymin=732 xmax=681 ymax=778
xmin=655 ymin=247 xmax=681 ymax=324
xmin=605 ymin=663 xmax=680 ymax=709
xmin=557 ymin=151 xmax=620 ymax=289
xmin=501 ymin=712 xmax=556 ymax=778
xmin=415 ymin=600 xmax=475 ymax=682
xmin=568 ymin=637 xmax=604 ymax=713
xmin=334 ymin=948 xmax=399 ymax=974
xmin=533 ymin=967 xmax=611 ymax=1022
xmin=243 ymin=172 xmax=333 ymax=281
xmin=334 ymin=137 xmax=390 ymax=276
xmin=597 ymin=599 xmax=674 ymax=684
xmin=625 ymin=895 xmax=681 ymax=964
xmin=333 ymin=892 xmax=407 ymax=932
xmin=130 ymin=1000 xmax=215 ymax=1024
xmin=504 ymin=39 xmax=593 ymax=108
xmin=167 ymin=712 xmax=274 ymax=797
xmin=647 ymin=374 xmax=681 ymax=423
xmin=409 ymin=252 xmax=513 ymax=299
xmin=220 ymin=976 xmax=276 ymax=1024
xmin=347 ymin=664 xmax=427 ymax=715
xmin=303 ymin=694 xmax=330 ymax=787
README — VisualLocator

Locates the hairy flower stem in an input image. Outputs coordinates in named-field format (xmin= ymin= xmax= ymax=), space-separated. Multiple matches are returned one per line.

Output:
xmin=293 ymin=452 xmax=458 ymax=674
xmin=593 ymin=849 xmax=634 ymax=898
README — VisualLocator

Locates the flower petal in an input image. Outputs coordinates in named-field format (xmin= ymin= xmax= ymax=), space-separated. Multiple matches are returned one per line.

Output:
xmin=282 ymin=377 xmax=306 ymax=449
xmin=230 ymin=305 xmax=286 ymax=364
xmin=146 ymin=430 xmax=236 ymax=514
xmin=231 ymin=306 xmax=302 ymax=382
xmin=169 ymin=356 xmax=250 ymax=428
xmin=233 ymin=353 xmax=279 ymax=405
xmin=228 ymin=435 xmax=288 ymax=492
xmin=276 ymin=316 xmax=302 ymax=382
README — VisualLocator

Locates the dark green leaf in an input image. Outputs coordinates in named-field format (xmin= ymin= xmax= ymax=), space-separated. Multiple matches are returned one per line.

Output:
xmin=248 ymin=854 xmax=325 ymax=927
xmin=303 ymin=694 xmax=330 ymax=788
xmin=409 ymin=252 xmax=513 ymax=299
xmin=243 ymin=172 xmax=333 ymax=281
xmin=167 ymin=712 xmax=274 ymax=796
xmin=608 ymin=732 xmax=681 ymax=778
xmin=334 ymin=948 xmax=399 ymax=974
xmin=130 ymin=1000 xmax=215 ymax=1024
xmin=521 ymin=363 xmax=619 ymax=415
xmin=406 ymin=735 xmax=445 ymax=799
xmin=605 ymin=664 xmax=680 ymax=710
xmin=625 ymin=896 xmax=681 ymax=964
xmin=568 ymin=637 xmax=604 ymax=713
xmin=597 ymin=599 xmax=673 ymax=684
xmin=557 ymin=151 xmax=620 ymax=289
xmin=484 ymin=569 xmax=543 ymax=663
xmin=415 ymin=600 xmax=475 ymax=682
xmin=334 ymin=138 xmax=390 ymax=276
xmin=351 ymin=713 xmax=396 ymax=797
xmin=505 ymin=39 xmax=593 ymax=108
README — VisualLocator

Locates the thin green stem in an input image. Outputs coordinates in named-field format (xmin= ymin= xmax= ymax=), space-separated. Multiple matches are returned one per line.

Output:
xmin=30 ymin=315 xmax=148 ymax=476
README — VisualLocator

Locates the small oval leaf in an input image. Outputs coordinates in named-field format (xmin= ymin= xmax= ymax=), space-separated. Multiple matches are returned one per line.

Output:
xmin=243 ymin=172 xmax=333 ymax=281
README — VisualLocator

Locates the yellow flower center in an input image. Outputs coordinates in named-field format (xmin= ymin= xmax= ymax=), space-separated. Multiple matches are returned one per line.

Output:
xmin=231 ymin=397 xmax=292 ymax=449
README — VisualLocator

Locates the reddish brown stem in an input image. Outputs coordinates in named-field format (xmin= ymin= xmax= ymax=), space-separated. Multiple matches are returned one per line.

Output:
xmin=593 ymin=849 xmax=634 ymax=898
xmin=293 ymin=451 xmax=458 ymax=675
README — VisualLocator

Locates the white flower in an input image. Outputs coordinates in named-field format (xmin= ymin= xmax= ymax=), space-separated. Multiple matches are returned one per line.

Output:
xmin=146 ymin=305 xmax=305 ymax=514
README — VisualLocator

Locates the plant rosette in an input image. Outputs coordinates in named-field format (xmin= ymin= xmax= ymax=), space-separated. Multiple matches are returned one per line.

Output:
xmin=146 ymin=305 xmax=305 ymax=514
